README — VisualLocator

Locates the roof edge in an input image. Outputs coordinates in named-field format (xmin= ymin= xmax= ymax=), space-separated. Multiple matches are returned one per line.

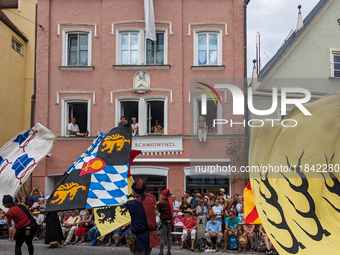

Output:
xmin=0 ymin=9 xmax=28 ymax=42
xmin=257 ymin=0 xmax=332 ymax=83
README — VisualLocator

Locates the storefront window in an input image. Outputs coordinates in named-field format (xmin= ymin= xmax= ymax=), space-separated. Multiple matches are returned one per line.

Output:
xmin=186 ymin=176 xmax=229 ymax=196
xmin=132 ymin=175 xmax=167 ymax=200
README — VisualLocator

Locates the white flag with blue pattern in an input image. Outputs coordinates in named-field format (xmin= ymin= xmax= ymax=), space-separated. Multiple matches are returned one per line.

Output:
xmin=0 ymin=123 xmax=56 ymax=211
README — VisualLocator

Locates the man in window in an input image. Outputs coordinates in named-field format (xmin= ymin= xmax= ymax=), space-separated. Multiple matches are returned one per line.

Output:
xmin=118 ymin=116 xmax=128 ymax=127
xmin=68 ymin=117 xmax=88 ymax=137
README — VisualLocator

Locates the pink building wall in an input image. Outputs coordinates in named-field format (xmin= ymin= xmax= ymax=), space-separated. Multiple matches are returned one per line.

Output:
xmin=34 ymin=0 xmax=247 ymax=198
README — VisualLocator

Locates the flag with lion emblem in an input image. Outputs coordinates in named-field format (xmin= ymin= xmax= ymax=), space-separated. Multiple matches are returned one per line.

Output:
xmin=44 ymin=126 xmax=132 ymax=213
xmin=249 ymin=91 xmax=340 ymax=255
xmin=94 ymin=150 xmax=141 ymax=238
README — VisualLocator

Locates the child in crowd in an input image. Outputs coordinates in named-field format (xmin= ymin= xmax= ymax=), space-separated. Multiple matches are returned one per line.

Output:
xmin=173 ymin=212 xmax=184 ymax=244
xmin=239 ymin=205 xmax=245 ymax=223
xmin=0 ymin=213 xmax=8 ymax=238
xmin=211 ymin=199 xmax=224 ymax=226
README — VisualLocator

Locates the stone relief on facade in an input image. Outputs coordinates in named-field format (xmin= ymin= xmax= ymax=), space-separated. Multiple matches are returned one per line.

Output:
xmin=133 ymin=71 xmax=150 ymax=93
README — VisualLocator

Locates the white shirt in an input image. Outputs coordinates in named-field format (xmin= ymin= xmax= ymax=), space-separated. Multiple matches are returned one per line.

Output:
xmin=211 ymin=205 xmax=224 ymax=219
xmin=236 ymin=203 xmax=242 ymax=216
xmin=34 ymin=214 xmax=45 ymax=225
xmin=239 ymin=213 xmax=245 ymax=223
xmin=131 ymin=123 xmax=139 ymax=136
xmin=172 ymin=200 xmax=181 ymax=217
xmin=68 ymin=123 xmax=79 ymax=134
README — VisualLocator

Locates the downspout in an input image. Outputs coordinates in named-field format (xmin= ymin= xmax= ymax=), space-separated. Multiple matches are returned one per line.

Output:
xmin=30 ymin=3 xmax=37 ymax=128
xmin=244 ymin=0 xmax=250 ymax=149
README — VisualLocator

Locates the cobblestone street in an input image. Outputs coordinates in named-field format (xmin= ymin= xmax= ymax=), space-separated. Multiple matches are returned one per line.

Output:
xmin=0 ymin=239 xmax=271 ymax=255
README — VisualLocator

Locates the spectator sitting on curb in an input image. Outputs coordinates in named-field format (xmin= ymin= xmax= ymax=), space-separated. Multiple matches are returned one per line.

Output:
xmin=205 ymin=214 xmax=223 ymax=250
xmin=223 ymin=210 xmax=242 ymax=251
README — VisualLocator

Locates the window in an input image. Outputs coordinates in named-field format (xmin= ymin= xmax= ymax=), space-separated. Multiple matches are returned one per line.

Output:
xmin=66 ymin=102 xmax=88 ymax=135
xmin=120 ymin=101 xmax=139 ymax=122
xmin=117 ymin=97 xmax=167 ymax=135
xmin=194 ymin=31 xmax=222 ymax=66
xmin=117 ymin=30 xmax=167 ymax=65
xmin=186 ymin=176 xmax=229 ymax=196
xmin=62 ymin=98 xmax=90 ymax=136
xmin=146 ymin=100 xmax=164 ymax=134
xmin=194 ymin=97 xmax=222 ymax=134
xmin=120 ymin=32 xmax=139 ymax=64
xmin=333 ymin=54 xmax=340 ymax=77
xmin=197 ymin=33 xmax=218 ymax=65
xmin=62 ymin=30 xmax=92 ymax=67
xmin=12 ymin=38 xmax=22 ymax=54
xmin=68 ymin=33 xmax=89 ymax=66
xmin=146 ymin=33 xmax=164 ymax=65
xmin=132 ymin=175 xmax=166 ymax=200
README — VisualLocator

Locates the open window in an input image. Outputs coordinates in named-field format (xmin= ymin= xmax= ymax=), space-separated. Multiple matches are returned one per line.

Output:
xmin=147 ymin=100 xmax=164 ymax=134
xmin=116 ymin=97 xmax=167 ymax=135
xmin=66 ymin=102 xmax=88 ymax=135
xmin=120 ymin=101 xmax=139 ymax=122
xmin=194 ymin=98 xmax=221 ymax=134
xmin=62 ymin=98 xmax=90 ymax=137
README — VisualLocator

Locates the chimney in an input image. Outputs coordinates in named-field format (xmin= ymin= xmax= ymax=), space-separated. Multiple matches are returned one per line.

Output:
xmin=296 ymin=5 xmax=303 ymax=32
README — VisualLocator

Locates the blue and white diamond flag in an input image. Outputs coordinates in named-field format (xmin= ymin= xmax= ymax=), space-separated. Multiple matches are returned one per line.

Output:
xmin=44 ymin=126 xmax=132 ymax=213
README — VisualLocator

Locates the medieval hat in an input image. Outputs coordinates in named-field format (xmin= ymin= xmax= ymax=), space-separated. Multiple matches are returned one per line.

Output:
xmin=161 ymin=189 xmax=170 ymax=197
xmin=131 ymin=179 xmax=146 ymax=194
xmin=2 ymin=195 xmax=13 ymax=204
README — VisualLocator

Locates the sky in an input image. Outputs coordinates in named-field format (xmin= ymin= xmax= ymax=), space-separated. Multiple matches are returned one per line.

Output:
xmin=247 ymin=0 xmax=320 ymax=77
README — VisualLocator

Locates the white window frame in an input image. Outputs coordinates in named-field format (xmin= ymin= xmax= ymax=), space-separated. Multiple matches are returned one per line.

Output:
xmin=116 ymin=29 xmax=142 ymax=65
xmin=115 ymin=96 xmax=168 ymax=135
xmin=12 ymin=37 xmax=23 ymax=54
xmin=193 ymin=29 xmax=222 ymax=66
xmin=193 ymin=97 xmax=222 ymax=135
xmin=61 ymin=97 xmax=91 ymax=136
xmin=116 ymin=28 xmax=168 ymax=65
xmin=62 ymin=29 xmax=92 ymax=66
xmin=330 ymin=48 xmax=340 ymax=78
xmin=144 ymin=29 xmax=168 ymax=65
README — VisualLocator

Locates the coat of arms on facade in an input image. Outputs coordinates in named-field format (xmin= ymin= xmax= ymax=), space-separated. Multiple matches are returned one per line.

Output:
xmin=133 ymin=71 xmax=150 ymax=94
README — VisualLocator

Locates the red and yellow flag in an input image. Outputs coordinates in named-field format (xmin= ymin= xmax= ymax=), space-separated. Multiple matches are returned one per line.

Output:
xmin=244 ymin=181 xmax=261 ymax=225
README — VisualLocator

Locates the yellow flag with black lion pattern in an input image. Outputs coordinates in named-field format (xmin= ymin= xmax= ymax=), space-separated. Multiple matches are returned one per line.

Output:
xmin=249 ymin=91 xmax=340 ymax=255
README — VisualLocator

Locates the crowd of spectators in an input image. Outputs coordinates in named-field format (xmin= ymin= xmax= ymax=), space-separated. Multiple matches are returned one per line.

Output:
xmin=0 ymin=187 xmax=274 ymax=254
xmin=165 ymin=188 xmax=274 ymax=254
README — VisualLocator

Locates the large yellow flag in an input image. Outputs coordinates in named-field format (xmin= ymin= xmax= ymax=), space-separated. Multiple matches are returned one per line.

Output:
xmin=249 ymin=91 xmax=340 ymax=255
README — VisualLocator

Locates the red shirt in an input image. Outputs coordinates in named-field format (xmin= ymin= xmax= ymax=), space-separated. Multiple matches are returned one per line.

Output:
xmin=6 ymin=206 xmax=31 ymax=229
xmin=225 ymin=205 xmax=235 ymax=212
xmin=183 ymin=217 xmax=197 ymax=229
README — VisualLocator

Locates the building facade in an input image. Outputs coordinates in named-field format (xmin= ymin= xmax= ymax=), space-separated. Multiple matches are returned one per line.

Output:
xmin=34 ymin=0 xmax=249 ymax=199
xmin=0 ymin=0 xmax=36 ymax=147
xmin=250 ymin=0 xmax=340 ymax=122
